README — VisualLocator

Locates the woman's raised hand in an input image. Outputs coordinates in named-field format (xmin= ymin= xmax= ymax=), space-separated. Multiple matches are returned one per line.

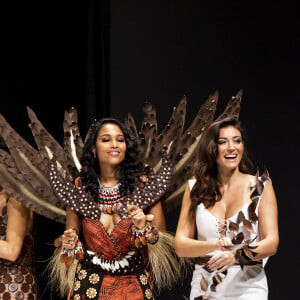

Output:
xmin=61 ymin=228 xmax=78 ymax=250
xmin=127 ymin=204 xmax=154 ymax=229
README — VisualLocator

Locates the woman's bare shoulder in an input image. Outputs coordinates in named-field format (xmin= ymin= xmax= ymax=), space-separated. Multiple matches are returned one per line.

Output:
xmin=240 ymin=173 xmax=257 ymax=187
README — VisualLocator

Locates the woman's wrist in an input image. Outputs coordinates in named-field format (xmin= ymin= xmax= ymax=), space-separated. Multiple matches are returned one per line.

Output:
xmin=131 ymin=222 xmax=159 ymax=248
xmin=60 ymin=240 xmax=84 ymax=266
xmin=134 ymin=221 xmax=147 ymax=230
xmin=207 ymin=240 xmax=219 ymax=253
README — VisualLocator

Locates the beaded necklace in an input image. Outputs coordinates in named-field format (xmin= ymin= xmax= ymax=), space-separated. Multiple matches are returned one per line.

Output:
xmin=97 ymin=181 xmax=125 ymax=214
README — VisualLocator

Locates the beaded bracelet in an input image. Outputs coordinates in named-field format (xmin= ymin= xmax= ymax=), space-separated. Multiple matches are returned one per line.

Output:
xmin=147 ymin=226 xmax=159 ymax=244
xmin=60 ymin=240 xmax=84 ymax=266
xmin=131 ymin=222 xmax=159 ymax=248
xmin=54 ymin=236 xmax=84 ymax=267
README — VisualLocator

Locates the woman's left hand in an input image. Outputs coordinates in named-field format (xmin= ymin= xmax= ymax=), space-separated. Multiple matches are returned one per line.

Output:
xmin=61 ymin=228 xmax=78 ymax=250
xmin=127 ymin=204 xmax=154 ymax=229
xmin=207 ymin=250 xmax=236 ymax=273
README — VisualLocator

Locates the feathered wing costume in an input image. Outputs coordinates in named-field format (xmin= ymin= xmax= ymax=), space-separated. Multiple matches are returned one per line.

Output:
xmin=0 ymin=90 xmax=242 ymax=296
xmin=125 ymin=90 xmax=242 ymax=212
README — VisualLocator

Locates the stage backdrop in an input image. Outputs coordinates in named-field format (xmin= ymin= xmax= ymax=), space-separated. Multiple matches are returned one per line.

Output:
xmin=110 ymin=2 xmax=299 ymax=299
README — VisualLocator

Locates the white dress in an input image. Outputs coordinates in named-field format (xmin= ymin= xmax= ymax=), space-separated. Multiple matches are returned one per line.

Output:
xmin=189 ymin=173 xmax=269 ymax=300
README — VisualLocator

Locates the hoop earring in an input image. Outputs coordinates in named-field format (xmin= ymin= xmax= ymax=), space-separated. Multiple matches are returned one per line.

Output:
xmin=93 ymin=152 xmax=96 ymax=159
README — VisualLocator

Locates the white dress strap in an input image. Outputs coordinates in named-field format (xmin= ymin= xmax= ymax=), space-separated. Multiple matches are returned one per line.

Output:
xmin=188 ymin=179 xmax=196 ymax=191
xmin=255 ymin=176 xmax=271 ymax=215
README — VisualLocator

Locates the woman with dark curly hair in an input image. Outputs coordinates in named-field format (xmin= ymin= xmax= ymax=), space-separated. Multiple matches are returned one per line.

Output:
xmin=175 ymin=117 xmax=279 ymax=299
xmin=55 ymin=117 xmax=170 ymax=299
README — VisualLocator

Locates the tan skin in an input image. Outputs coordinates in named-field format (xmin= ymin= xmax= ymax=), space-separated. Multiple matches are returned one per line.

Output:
xmin=175 ymin=126 xmax=279 ymax=273
xmin=0 ymin=188 xmax=33 ymax=262
xmin=62 ymin=123 xmax=166 ymax=249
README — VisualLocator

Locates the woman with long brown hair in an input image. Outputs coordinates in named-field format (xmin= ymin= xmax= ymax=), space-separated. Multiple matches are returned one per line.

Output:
xmin=175 ymin=117 xmax=279 ymax=299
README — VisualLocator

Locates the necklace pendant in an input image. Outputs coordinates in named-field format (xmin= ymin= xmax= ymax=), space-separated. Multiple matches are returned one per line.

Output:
xmin=106 ymin=206 xmax=112 ymax=214
xmin=103 ymin=205 xmax=107 ymax=214
xmin=97 ymin=182 xmax=125 ymax=215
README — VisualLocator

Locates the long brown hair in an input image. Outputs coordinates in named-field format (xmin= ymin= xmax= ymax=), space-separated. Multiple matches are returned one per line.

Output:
xmin=189 ymin=117 xmax=253 ymax=218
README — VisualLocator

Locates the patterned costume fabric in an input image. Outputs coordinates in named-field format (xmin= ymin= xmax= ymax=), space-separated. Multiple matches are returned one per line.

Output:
xmin=189 ymin=172 xmax=270 ymax=300
xmin=71 ymin=217 xmax=154 ymax=300
xmin=0 ymin=204 xmax=38 ymax=300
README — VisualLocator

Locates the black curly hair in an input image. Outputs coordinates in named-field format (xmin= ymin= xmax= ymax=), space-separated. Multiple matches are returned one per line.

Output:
xmin=79 ymin=118 xmax=144 ymax=201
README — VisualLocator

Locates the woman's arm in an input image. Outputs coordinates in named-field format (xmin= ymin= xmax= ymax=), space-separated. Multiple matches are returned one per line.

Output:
xmin=245 ymin=179 xmax=279 ymax=260
xmin=0 ymin=197 xmax=31 ymax=261
xmin=148 ymin=200 xmax=166 ymax=231
xmin=174 ymin=184 xmax=221 ymax=257
xmin=60 ymin=207 xmax=81 ymax=250
xmin=65 ymin=207 xmax=81 ymax=232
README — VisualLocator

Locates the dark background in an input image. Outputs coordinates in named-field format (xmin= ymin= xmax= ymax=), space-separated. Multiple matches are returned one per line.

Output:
xmin=2 ymin=1 xmax=299 ymax=299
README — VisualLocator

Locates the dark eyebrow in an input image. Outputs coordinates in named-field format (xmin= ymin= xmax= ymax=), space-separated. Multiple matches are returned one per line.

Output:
xmin=99 ymin=133 xmax=124 ymax=137
xmin=218 ymin=135 xmax=241 ymax=139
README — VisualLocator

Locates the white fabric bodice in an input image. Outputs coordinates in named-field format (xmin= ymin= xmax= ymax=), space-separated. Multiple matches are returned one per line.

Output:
xmin=189 ymin=179 xmax=262 ymax=250
xmin=189 ymin=177 xmax=269 ymax=300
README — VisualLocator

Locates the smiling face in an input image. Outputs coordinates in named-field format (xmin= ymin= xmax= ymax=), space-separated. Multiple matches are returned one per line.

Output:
xmin=216 ymin=125 xmax=244 ymax=172
xmin=92 ymin=123 xmax=127 ymax=169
